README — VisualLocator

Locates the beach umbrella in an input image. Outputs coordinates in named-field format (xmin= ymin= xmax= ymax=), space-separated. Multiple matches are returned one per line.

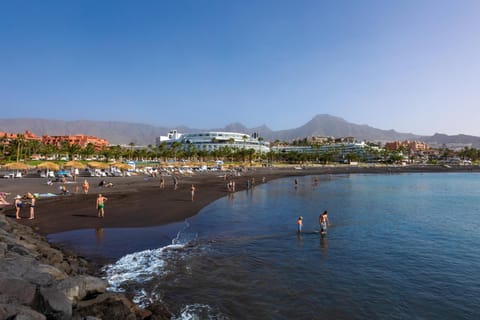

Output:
xmin=64 ymin=160 xmax=87 ymax=169
xmin=113 ymin=163 xmax=133 ymax=170
xmin=88 ymin=161 xmax=110 ymax=169
xmin=36 ymin=161 xmax=60 ymax=171
xmin=4 ymin=162 xmax=30 ymax=170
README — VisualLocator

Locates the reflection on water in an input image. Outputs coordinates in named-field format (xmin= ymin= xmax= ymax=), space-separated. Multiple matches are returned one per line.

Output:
xmin=95 ymin=228 xmax=104 ymax=245
xmin=320 ymin=235 xmax=328 ymax=250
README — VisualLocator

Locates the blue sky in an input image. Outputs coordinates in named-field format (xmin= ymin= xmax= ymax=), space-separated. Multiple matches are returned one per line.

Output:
xmin=1 ymin=0 xmax=480 ymax=136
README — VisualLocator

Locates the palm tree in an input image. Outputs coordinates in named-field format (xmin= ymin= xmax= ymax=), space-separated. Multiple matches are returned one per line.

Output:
xmin=109 ymin=145 xmax=123 ymax=162
xmin=40 ymin=143 xmax=56 ymax=161
xmin=246 ymin=148 xmax=256 ymax=164
xmin=170 ymin=141 xmax=182 ymax=163
xmin=14 ymin=133 xmax=26 ymax=162
xmin=0 ymin=134 xmax=8 ymax=158
xmin=242 ymin=135 xmax=248 ymax=149
xmin=128 ymin=142 xmax=135 ymax=160
xmin=157 ymin=142 xmax=169 ymax=163
xmin=83 ymin=143 xmax=96 ymax=160
xmin=184 ymin=143 xmax=198 ymax=161
xmin=68 ymin=143 xmax=81 ymax=161
xmin=24 ymin=139 xmax=42 ymax=160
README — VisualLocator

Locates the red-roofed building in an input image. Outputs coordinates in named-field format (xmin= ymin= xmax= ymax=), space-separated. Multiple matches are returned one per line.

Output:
xmin=0 ymin=130 xmax=108 ymax=150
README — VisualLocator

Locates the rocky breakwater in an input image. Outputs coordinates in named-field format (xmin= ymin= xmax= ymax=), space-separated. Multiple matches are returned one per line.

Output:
xmin=0 ymin=213 xmax=171 ymax=320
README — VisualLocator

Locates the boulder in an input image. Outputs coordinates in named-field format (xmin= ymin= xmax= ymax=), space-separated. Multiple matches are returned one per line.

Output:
xmin=0 ymin=241 xmax=6 ymax=258
xmin=56 ymin=275 xmax=107 ymax=304
xmin=0 ymin=255 xmax=65 ymax=287
xmin=0 ymin=303 xmax=46 ymax=320
xmin=74 ymin=292 xmax=151 ymax=320
xmin=36 ymin=264 xmax=69 ymax=281
xmin=0 ymin=277 xmax=36 ymax=305
xmin=38 ymin=287 xmax=72 ymax=320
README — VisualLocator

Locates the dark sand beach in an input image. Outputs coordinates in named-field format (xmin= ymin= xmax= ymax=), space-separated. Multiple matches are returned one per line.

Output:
xmin=1 ymin=165 xmax=479 ymax=237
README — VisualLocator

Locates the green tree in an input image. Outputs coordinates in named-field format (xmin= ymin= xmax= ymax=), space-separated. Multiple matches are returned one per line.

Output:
xmin=170 ymin=141 xmax=182 ymax=162
xmin=13 ymin=134 xmax=26 ymax=162
xmin=128 ymin=142 xmax=135 ymax=160
xmin=109 ymin=145 xmax=123 ymax=161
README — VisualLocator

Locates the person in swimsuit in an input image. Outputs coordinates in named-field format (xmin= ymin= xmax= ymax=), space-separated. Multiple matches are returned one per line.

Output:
xmin=173 ymin=176 xmax=178 ymax=190
xmin=96 ymin=194 xmax=108 ymax=218
xmin=14 ymin=195 xmax=23 ymax=219
xmin=319 ymin=210 xmax=329 ymax=234
xmin=159 ymin=176 xmax=165 ymax=189
xmin=82 ymin=179 xmax=90 ymax=194
xmin=297 ymin=216 xmax=303 ymax=233
xmin=27 ymin=193 xmax=36 ymax=220
xmin=0 ymin=192 xmax=10 ymax=205
xmin=191 ymin=184 xmax=196 ymax=202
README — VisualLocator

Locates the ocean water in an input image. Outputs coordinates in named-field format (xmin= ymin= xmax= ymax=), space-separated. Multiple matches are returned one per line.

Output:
xmin=48 ymin=173 xmax=480 ymax=319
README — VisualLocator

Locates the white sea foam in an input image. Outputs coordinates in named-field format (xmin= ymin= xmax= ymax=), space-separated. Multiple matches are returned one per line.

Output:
xmin=102 ymin=221 xmax=197 ymax=307
xmin=173 ymin=304 xmax=227 ymax=320
xmin=103 ymin=243 xmax=184 ymax=291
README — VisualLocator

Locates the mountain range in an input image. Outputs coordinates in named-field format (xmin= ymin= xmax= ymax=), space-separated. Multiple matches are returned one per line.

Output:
xmin=1 ymin=115 xmax=479 ymax=149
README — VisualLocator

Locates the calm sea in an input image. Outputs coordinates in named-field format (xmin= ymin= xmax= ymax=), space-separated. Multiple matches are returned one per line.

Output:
xmin=48 ymin=172 xmax=480 ymax=319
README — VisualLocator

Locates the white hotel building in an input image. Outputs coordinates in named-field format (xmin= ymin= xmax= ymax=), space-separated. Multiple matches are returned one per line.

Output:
xmin=156 ymin=130 xmax=270 ymax=153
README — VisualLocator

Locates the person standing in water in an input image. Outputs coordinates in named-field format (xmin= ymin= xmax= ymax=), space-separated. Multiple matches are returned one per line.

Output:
xmin=297 ymin=216 xmax=303 ymax=233
xmin=96 ymin=194 xmax=108 ymax=218
xmin=319 ymin=210 xmax=329 ymax=234
xmin=191 ymin=184 xmax=196 ymax=202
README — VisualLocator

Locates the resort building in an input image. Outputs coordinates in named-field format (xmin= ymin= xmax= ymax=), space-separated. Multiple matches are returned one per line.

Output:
xmin=384 ymin=140 xmax=429 ymax=152
xmin=41 ymin=134 xmax=109 ymax=149
xmin=308 ymin=136 xmax=356 ymax=144
xmin=0 ymin=130 xmax=109 ymax=150
xmin=0 ymin=130 xmax=41 ymax=142
xmin=272 ymin=141 xmax=377 ymax=162
xmin=156 ymin=130 xmax=270 ymax=153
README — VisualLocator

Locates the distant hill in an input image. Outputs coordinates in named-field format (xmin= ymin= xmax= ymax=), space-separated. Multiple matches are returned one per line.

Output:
xmin=1 ymin=115 xmax=480 ymax=149
xmin=268 ymin=114 xmax=420 ymax=142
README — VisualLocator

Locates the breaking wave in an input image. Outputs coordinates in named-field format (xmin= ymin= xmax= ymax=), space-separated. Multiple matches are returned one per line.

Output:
xmin=102 ymin=220 xmax=198 ymax=307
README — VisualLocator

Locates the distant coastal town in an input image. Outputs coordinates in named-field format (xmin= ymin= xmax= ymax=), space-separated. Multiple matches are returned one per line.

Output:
xmin=0 ymin=128 xmax=478 ymax=167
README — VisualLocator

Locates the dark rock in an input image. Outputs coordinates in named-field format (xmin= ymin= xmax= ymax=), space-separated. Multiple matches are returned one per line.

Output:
xmin=146 ymin=301 xmax=173 ymax=320
xmin=0 ymin=277 xmax=36 ymax=305
xmin=56 ymin=275 xmax=107 ymax=304
xmin=74 ymin=292 xmax=151 ymax=320
xmin=38 ymin=287 xmax=73 ymax=320
xmin=0 ymin=214 xmax=172 ymax=319
xmin=0 ymin=242 xmax=6 ymax=258
xmin=0 ymin=303 xmax=47 ymax=320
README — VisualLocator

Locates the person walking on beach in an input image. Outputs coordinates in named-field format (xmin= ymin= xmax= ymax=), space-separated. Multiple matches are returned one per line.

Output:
xmin=14 ymin=195 xmax=23 ymax=219
xmin=297 ymin=216 xmax=303 ymax=233
xmin=319 ymin=210 xmax=329 ymax=234
xmin=96 ymin=194 xmax=108 ymax=218
xmin=191 ymin=184 xmax=196 ymax=202
xmin=82 ymin=179 xmax=89 ymax=194
xmin=160 ymin=176 xmax=165 ymax=189
xmin=27 ymin=193 xmax=35 ymax=220
xmin=173 ymin=176 xmax=178 ymax=190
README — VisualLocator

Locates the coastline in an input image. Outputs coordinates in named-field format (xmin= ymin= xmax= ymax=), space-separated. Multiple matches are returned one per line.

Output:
xmin=2 ymin=164 xmax=480 ymax=237
xmin=1 ymin=164 xmax=479 ymax=318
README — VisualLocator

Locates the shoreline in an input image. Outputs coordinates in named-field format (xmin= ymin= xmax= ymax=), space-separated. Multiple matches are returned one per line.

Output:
xmin=1 ymin=164 xmax=479 ymax=318
xmin=2 ymin=165 xmax=480 ymax=237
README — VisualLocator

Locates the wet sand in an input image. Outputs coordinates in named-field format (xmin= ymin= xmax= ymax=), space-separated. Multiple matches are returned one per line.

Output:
xmin=1 ymin=165 xmax=479 ymax=236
